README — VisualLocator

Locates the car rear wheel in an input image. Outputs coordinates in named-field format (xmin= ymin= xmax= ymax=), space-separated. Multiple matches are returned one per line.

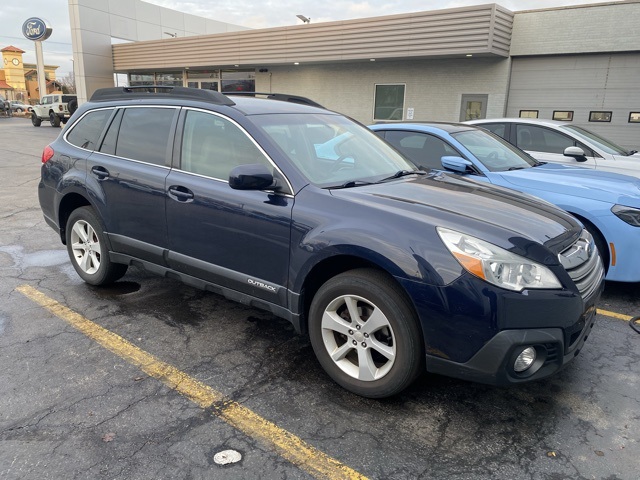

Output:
xmin=66 ymin=207 xmax=128 ymax=285
xmin=49 ymin=112 xmax=61 ymax=127
xmin=309 ymin=268 xmax=423 ymax=398
xmin=31 ymin=112 xmax=41 ymax=127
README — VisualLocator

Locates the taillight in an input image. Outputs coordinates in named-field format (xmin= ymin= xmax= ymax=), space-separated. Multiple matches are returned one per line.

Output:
xmin=42 ymin=145 xmax=54 ymax=163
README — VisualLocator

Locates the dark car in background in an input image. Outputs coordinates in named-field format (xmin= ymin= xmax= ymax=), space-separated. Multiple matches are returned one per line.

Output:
xmin=38 ymin=87 xmax=603 ymax=397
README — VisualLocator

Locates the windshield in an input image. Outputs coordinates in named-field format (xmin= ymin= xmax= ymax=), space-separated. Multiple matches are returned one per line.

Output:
xmin=452 ymin=129 xmax=538 ymax=172
xmin=251 ymin=113 xmax=417 ymax=187
xmin=562 ymin=125 xmax=630 ymax=156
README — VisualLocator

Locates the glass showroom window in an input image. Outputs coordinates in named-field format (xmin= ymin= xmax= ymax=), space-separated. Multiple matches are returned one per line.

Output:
xmin=156 ymin=72 xmax=183 ymax=87
xmin=129 ymin=73 xmax=154 ymax=86
xmin=374 ymin=84 xmax=405 ymax=121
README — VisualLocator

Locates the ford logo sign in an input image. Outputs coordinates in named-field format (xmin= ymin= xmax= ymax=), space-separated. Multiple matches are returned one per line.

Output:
xmin=22 ymin=17 xmax=52 ymax=42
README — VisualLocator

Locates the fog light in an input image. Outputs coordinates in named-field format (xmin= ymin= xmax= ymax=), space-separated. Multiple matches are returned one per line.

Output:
xmin=514 ymin=347 xmax=537 ymax=372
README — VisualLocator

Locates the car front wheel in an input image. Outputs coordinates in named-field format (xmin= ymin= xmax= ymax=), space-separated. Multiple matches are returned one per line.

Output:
xmin=309 ymin=269 xmax=423 ymax=398
xmin=31 ymin=112 xmax=41 ymax=127
xmin=66 ymin=207 xmax=128 ymax=285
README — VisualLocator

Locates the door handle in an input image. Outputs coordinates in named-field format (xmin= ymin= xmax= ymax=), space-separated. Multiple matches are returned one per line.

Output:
xmin=168 ymin=185 xmax=195 ymax=201
xmin=91 ymin=166 xmax=110 ymax=180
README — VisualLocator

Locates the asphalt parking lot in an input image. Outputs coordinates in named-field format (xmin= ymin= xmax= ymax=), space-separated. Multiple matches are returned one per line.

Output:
xmin=1 ymin=116 xmax=638 ymax=480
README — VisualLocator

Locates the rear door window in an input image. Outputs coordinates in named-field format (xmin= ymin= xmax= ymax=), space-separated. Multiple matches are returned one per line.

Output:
xmin=114 ymin=107 xmax=177 ymax=165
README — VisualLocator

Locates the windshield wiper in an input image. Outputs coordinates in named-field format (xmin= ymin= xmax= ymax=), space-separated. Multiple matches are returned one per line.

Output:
xmin=326 ymin=180 xmax=375 ymax=189
xmin=532 ymin=161 xmax=547 ymax=167
xmin=628 ymin=150 xmax=638 ymax=155
xmin=378 ymin=170 xmax=426 ymax=182
xmin=507 ymin=166 xmax=526 ymax=171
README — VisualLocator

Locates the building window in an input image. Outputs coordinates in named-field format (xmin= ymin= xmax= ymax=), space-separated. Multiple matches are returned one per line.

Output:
xmin=374 ymin=84 xmax=405 ymax=121
xmin=589 ymin=111 xmax=612 ymax=122
xmin=629 ymin=112 xmax=640 ymax=123
xmin=552 ymin=111 xmax=573 ymax=121
xmin=221 ymin=69 xmax=255 ymax=92
xmin=129 ymin=73 xmax=154 ymax=86
xmin=155 ymin=72 xmax=183 ymax=86
xmin=519 ymin=110 xmax=538 ymax=119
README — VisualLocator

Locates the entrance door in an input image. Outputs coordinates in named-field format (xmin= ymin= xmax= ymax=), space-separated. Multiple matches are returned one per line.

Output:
xmin=460 ymin=94 xmax=488 ymax=121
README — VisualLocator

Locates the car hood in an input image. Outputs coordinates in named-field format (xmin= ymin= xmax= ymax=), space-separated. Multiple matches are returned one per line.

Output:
xmin=496 ymin=163 xmax=640 ymax=206
xmin=330 ymin=172 xmax=580 ymax=253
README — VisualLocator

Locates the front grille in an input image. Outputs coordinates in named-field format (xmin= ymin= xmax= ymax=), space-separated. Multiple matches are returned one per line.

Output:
xmin=558 ymin=230 xmax=605 ymax=300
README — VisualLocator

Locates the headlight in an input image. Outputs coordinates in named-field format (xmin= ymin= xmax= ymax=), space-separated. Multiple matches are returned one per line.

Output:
xmin=437 ymin=227 xmax=562 ymax=292
xmin=611 ymin=204 xmax=640 ymax=227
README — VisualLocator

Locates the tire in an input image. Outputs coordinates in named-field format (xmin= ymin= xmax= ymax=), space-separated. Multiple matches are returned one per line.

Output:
xmin=67 ymin=98 xmax=78 ymax=115
xmin=16 ymin=108 xmax=23 ymax=113
xmin=31 ymin=113 xmax=41 ymax=127
xmin=49 ymin=111 xmax=61 ymax=127
xmin=65 ymin=207 xmax=128 ymax=286
xmin=584 ymin=224 xmax=609 ymax=274
xmin=308 ymin=268 xmax=423 ymax=398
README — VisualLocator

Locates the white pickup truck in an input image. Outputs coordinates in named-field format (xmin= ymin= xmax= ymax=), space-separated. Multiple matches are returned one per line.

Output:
xmin=31 ymin=94 xmax=78 ymax=127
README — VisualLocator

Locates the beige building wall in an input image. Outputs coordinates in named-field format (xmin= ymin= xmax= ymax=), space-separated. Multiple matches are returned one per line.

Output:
xmin=257 ymin=57 xmax=511 ymax=125
xmin=511 ymin=1 xmax=640 ymax=56
xmin=69 ymin=0 xmax=248 ymax=104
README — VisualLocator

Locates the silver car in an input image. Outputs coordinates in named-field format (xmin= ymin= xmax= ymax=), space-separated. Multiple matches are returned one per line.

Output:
xmin=467 ymin=118 xmax=640 ymax=177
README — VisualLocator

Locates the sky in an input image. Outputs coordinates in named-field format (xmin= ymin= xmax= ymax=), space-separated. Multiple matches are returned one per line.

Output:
xmin=0 ymin=0 xmax=613 ymax=80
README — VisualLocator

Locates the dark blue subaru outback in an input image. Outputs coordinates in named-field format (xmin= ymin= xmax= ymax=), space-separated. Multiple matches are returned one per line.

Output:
xmin=38 ymin=87 xmax=604 ymax=397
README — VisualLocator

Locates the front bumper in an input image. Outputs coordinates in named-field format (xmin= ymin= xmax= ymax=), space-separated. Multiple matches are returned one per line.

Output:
xmin=425 ymin=306 xmax=596 ymax=385
xmin=400 ymin=270 xmax=603 ymax=386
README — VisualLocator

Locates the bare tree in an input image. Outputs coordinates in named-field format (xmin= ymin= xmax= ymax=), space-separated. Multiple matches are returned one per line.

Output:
xmin=57 ymin=72 xmax=76 ymax=94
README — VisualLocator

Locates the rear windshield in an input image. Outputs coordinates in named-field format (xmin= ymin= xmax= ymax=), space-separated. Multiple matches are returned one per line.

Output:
xmin=62 ymin=95 xmax=76 ymax=103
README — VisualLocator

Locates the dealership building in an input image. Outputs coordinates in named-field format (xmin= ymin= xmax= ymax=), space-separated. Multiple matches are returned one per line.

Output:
xmin=69 ymin=0 xmax=640 ymax=148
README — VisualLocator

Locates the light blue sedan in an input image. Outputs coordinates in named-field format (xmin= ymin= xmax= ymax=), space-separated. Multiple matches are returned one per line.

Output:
xmin=369 ymin=122 xmax=640 ymax=283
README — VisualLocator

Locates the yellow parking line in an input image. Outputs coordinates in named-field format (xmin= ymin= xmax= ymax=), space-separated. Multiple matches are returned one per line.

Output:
xmin=17 ymin=284 xmax=367 ymax=480
xmin=597 ymin=309 xmax=634 ymax=322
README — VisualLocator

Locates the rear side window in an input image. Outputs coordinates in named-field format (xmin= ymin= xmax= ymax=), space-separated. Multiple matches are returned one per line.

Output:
xmin=66 ymin=109 xmax=112 ymax=150
xmin=115 ymin=107 xmax=176 ymax=165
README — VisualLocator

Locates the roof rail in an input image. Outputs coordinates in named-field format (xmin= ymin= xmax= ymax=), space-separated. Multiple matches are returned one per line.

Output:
xmin=224 ymin=91 xmax=324 ymax=108
xmin=90 ymin=85 xmax=236 ymax=106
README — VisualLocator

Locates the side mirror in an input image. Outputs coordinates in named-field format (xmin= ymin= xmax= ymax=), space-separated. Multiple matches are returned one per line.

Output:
xmin=441 ymin=156 xmax=473 ymax=173
xmin=564 ymin=146 xmax=587 ymax=162
xmin=229 ymin=164 xmax=274 ymax=190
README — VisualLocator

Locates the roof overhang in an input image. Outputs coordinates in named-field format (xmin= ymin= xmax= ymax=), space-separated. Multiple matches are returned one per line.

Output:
xmin=112 ymin=4 xmax=513 ymax=72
